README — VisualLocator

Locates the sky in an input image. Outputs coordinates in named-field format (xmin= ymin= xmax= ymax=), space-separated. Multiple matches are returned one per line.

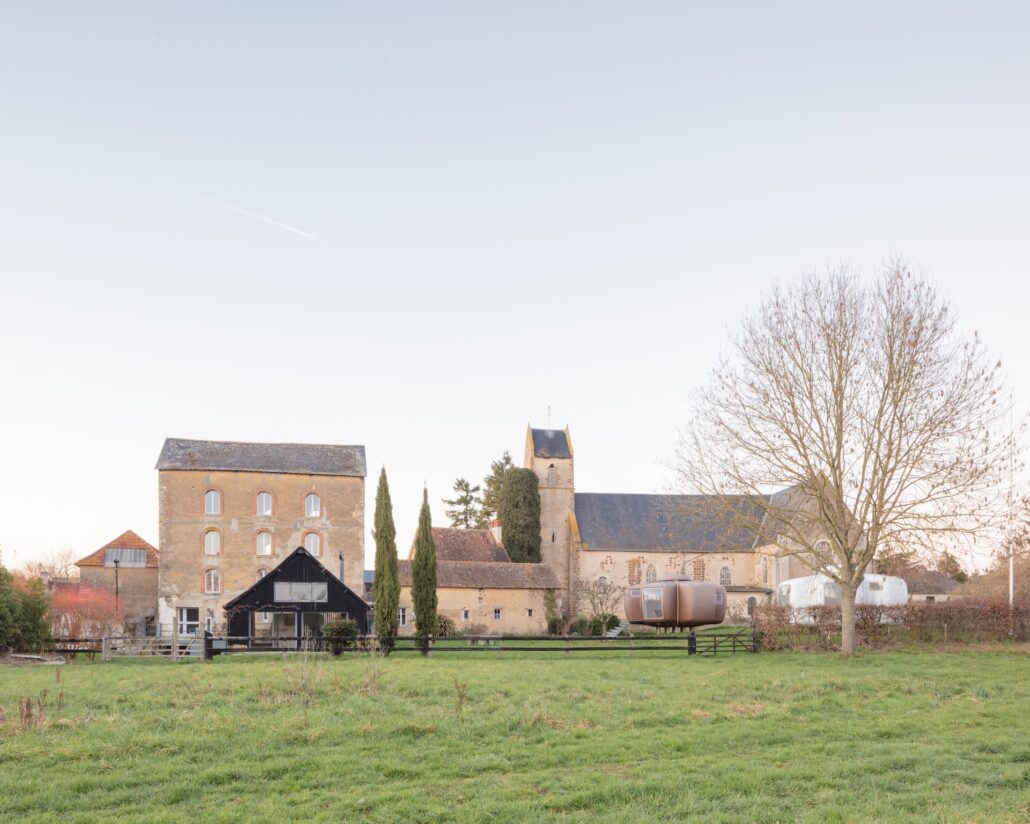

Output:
xmin=1 ymin=2 xmax=1028 ymax=572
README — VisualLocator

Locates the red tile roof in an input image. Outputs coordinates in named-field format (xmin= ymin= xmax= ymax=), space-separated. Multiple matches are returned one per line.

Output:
xmin=398 ymin=559 xmax=560 ymax=590
xmin=75 ymin=530 xmax=159 ymax=568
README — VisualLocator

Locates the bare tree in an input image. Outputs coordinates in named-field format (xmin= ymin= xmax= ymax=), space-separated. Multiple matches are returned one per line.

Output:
xmin=675 ymin=261 xmax=1016 ymax=654
xmin=580 ymin=578 xmax=624 ymax=620
xmin=22 ymin=550 xmax=78 ymax=581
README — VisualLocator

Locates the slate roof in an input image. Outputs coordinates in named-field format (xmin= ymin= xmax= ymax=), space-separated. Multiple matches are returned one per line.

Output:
xmin=530 ymin=428 xmax=571 ymax=459
xmin=398 ymin=560 xmax=560 ymax=590
xmin=156 ymin=438 xmax=366 ymax=477
xmin=574 ymin=493 xmax=768 ymax=552
xmin=424 ymin=528 xmax=510 ymax=563
xmin=902 ymin=567 xmax=962 ymax=595
xmin=76 ymin=530 xmax=159 ymax=568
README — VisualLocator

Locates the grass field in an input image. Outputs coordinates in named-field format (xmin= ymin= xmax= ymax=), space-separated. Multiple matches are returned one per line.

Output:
xmin=1 ymin=648 xmax=1028 ymax=823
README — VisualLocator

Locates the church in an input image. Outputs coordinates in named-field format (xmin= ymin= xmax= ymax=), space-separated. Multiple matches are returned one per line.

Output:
xmin=396 ymin=425 xmax=809 ymax=633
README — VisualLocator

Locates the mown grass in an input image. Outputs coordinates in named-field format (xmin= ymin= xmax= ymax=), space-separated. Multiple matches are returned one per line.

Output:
xmin=1 ymin=649 xmax=1027 ymax=823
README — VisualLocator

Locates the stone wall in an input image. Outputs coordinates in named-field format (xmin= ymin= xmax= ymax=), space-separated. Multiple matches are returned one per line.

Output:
xmin=397 ymin=585 xmax=551 ymax=635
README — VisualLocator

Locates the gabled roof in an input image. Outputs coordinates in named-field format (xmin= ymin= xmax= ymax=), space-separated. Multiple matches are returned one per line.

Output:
xmin=415 ymin=528 xmax=509 ymax=563
xmin=530 ymin=428 xmax=572 ymax=459
xmin=76 ymin=530 xmax=159 ymax=568
xmin=573 ymin=493 xmax=767 ymax=553
xmin=223 ymin=546 xmax=369 ymax=611
xmin=901 ymin=567 xmax=962 ymax=595
xmin=398 ymin=560 xmax=560 ymax=590
xmin=156 ymin=438 xmax=367 ymax=477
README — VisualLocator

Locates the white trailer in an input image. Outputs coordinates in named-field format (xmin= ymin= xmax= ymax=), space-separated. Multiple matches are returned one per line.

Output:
xmin=776 ymin=573 xmax=907 ymax=622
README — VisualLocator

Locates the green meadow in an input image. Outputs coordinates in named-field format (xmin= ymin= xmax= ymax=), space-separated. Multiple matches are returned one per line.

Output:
xmin=1 ymin=649 xmax=1027 ymax=823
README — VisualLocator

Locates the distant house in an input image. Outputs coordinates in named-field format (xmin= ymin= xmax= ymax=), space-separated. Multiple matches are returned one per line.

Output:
xmin=398 ymin=527 xmax=560 ymax=634
xmin=902 ymin=567 xmax=962 ymax=603
xmin=74 ymin=530 xmax=159 ymax=635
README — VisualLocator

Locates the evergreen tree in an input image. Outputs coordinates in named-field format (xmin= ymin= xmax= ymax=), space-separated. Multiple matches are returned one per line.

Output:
xmin=411 ymin=488 xmax=438 ymax=653
xmin=0 ymin=564 xmax=49 ymax=653
xmin=498 ymin=467 xmax=541 ymax=563
xmin=480 ymin=450 xmax=514 ymax=525
xmin=443 ymin=478 xmax=484 ymax=528
xmin=371 ymin=468 xmax=400 ymax=651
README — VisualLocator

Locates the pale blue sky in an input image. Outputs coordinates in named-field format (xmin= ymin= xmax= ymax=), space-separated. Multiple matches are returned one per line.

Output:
xmin=2 ymin=2 xmax=1028 ymax=570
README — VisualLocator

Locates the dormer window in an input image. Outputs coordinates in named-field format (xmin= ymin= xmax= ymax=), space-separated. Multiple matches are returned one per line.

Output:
xmin=305 ymin=493 xmax=321 ymax=517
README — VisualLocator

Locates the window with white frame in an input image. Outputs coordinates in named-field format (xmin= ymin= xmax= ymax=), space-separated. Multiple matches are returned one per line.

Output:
xmin=398 ymin=606 xmax=407 ymax=627
xmin=204 ymin=569 xmax=221 ymax=594
xmin=177 ymin=607 xmax=199 ymax=635
xmin=204 ymin=530 xmax=221 ymax=555
xmin=719 ymin=566 xmax=732 ymax=586
xmin=303 ymin=531 xmax=321 ymax=556
xmin=493 ymin=608 xmax=502 ymax=621
xmin=273 ymin=582 xmax=328 ymax=602
xmin=256 ymin=569 xmax=270 ymax=622
xmin=255 ymin=531 xmax=273 ymax=556
xmin=256 ymin=491 xmax=272 ymax=516
xmin=204 ymin=615 xmax=213 ymax=633
xmin=305 ymin=493 xmax=321 ymax=517
xmin=204 ymin=490 xmax=221 ymax=515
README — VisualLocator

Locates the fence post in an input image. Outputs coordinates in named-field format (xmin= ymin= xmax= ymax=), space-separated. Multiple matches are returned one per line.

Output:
xmin=171 ymin=624 xmax=179 ymax=663
xmin=101 ymin=636 xmax=111 ymax=662
xmin=688 ymin=630 xmax=697 ymax=656
xmin=630 ymin=636 xmax=635 ymax=656
xmin=427 ymin=635 xmax=433 ymax=658
xmin=564 ymin=636 xmax=570 ymax=656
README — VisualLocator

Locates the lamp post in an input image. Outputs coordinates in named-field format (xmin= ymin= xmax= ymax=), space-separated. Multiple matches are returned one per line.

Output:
xmin=113 ymin=558 xmax=120 ymax=614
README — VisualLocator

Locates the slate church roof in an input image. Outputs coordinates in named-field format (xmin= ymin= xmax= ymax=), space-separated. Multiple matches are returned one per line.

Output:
xmin=573 ymin=493 xmax=768 ymax=553
xmin=530 ymin=428 xmax=572 ymax=459
xmin=156 ymin=438 xmax=366 ymax=477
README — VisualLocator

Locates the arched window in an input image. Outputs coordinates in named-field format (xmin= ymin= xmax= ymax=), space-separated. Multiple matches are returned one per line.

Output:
xmin=304 ymin=531 xmax=322 ymax=556
xmin=204 ymin=530 xmax=221 ymax=556
xmin=546 ymin=464 xmax=557 ymax=487
xmin=814 ymin=538 xmax=831 ymax=555
xmin=204 ymin=490 xmax=221 ymax=515
xmin=645 ymin=564 xmax=657 ymax=583
xmin=256 ymin=568 xmax=268 ymax=581
xmin=255 ymin=531 xmax=273 ymax=556
xmin=719 ymin=566 xmax=732 ymax=586
xmin=597 ymin=575 xmax=608 ymax=586
xmin=305 ymin=493 xmax=321 ymax=517
xmin=747 ymin=596 xmax=757 ymax=617
xmin=256 ymin=492 xmax=272 ymax=516
xmin=204 ymin=569 xmax=221 ymax=594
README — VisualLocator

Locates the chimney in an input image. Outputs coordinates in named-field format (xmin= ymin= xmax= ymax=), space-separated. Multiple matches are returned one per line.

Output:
xmin=338 ymin=553 xmax=345 ymax=584
xmin=490 ymin=519 xmax=503 ymax=547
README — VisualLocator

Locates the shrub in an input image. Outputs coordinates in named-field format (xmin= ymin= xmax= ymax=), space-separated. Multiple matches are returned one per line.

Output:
xmin=589 ymin=614 xmax=620 ymax=635
xmin=0 ymin=566 xmax=50 ymax=653
xmin=569 ymin=615 xmax=593 ymax=636
xmin=321 ymin=619 xmax=359 ymax=656
xmin=436 ymin=615 xmax=457 ymax=638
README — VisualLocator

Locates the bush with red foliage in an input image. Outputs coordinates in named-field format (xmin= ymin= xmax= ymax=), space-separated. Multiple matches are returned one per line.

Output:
xmin=48 ymin=584 xmax=122 ymax=638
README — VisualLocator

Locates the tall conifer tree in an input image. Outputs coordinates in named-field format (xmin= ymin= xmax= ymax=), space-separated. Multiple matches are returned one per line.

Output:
xmin=371 ymin=468 xmax=400 ymax=651
xmin=498 ymin=467 xmax=541 ymax=562
xmin=411 ymin=488 xmax=438 ymax=653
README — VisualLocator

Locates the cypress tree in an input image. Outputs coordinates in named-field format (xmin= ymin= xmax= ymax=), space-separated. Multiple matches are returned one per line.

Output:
xmin=371 ymin=468 xmax=400 ymax=652
xmin=411 ymin=488 xmax=438 ymax=653
xmin=480 ymin=450 xmax=514 ymax=525
xmin=498 ymin=467 xmax=541 ymax=563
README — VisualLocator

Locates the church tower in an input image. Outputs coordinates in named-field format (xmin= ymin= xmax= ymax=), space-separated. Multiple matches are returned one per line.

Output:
xmin=524 ymin=425 xmax=575 ymax=615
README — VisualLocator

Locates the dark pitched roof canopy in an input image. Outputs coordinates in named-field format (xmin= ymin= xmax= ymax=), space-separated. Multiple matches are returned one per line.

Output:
xmin=420 ymin=528 xmax=509 ymax=563
xmin=398 ymin=560 xmax=560 ymax=590
xmin=574 ymin=493 xmax=768 ymax=553
xmin=76 ymin=530 xmax=159 ymax=568
xmin=530 ymin=428 xmax=572 ymax=459
xmin=156 ymin=438 xmax=366 ymax=477
xmin=223 ymin=547 xmax=370 ymax=631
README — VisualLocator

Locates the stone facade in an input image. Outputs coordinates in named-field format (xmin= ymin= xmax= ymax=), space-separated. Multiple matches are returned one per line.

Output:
xmin=156 ymin=439 xmax=365 ymax=634
xmin=74 ymin=530 xmax=160 ymax=634
xmin=397 ymin=585 xmax=551 ymax=635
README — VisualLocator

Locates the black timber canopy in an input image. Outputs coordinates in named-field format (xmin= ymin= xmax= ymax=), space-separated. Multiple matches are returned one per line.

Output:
xmin=223 ymin=546 xmax=370 ymax=634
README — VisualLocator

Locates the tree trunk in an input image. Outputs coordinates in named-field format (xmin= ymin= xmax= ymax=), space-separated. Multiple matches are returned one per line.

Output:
xmin=840 ymin=583 xmax=858 ymax=655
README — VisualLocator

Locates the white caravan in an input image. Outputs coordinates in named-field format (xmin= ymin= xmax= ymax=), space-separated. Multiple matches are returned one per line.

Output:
xmin=775 ymin=573 xmax=908 ymax=621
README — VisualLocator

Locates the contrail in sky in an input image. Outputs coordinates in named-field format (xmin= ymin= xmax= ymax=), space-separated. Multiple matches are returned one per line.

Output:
xmin=163 ymin=182 xmax=317 ymax=239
